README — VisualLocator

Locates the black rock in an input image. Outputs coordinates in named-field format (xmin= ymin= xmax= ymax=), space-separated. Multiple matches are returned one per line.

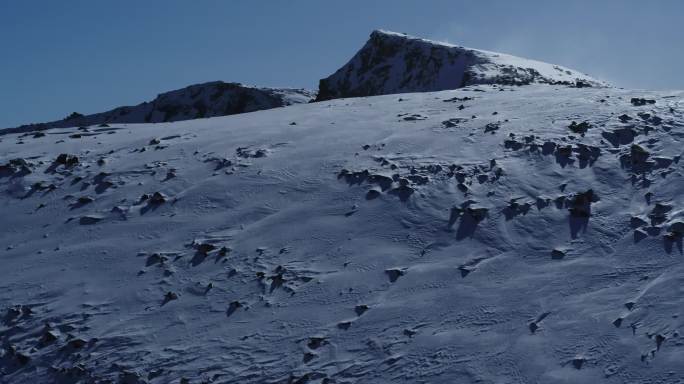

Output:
xmin=572 ymin=357 xmax=586 ymax=369
xmin=77 ymin=196 xmax=94 ymax=205
xmin=354 ymin=304 xmax=369 ymax=316
xmin=149 ymin=192 xmax=167 ymax=204
xmin=529 ymin=322 xmax=539 ymax=333
xmin=630 ymin=144 xmax=650 ymax=165
xmin=307 ymin=337 xmax=327 ymax=350
xmin=196 ymin=243 xmax=216 ymax=255
xmin=551 ymin=249 xmax=566 ymax=260
xmin=55 ymin=153 xmax=80 ymax=167
xmin=366 ymin=189 xmax=381 ymax=200
xmin=631 ymin=97 xmax=656 ymax=106
xmin=568 ymin=190 xmax=598 ymax=218
xmin=568 ymin=121 xmax=591 ymax=135
xmin=337 ymin=321 xmax=352 ymax=330
xmin=385 ymin=268 xmax=406 ymax=283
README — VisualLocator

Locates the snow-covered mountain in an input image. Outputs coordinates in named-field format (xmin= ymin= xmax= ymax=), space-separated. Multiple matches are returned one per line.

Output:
xmin=3 ymin=30 xmax=684 ymax=384
xmin=2 ymin=83 xmax=684 ymax=383
xmin=317 ymin=30 xmax=606 ymax=101
xmin=4 ymin=82 xmax=315 ymax=134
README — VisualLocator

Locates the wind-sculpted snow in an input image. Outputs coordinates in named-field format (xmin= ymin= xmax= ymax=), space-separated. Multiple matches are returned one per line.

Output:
xmin=317 ymin=30 xmax=607 ymax=101
xmin=2 ymin=84 xmax=684 ymax=383
xmin=3 ymin=82 xmax=315 ymax=134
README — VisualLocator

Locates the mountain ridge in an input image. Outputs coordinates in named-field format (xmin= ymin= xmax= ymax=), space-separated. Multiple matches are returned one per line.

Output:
xmin=3 ymin=82 xmax=315 ymax=134
xmin=5 ymin=29 xmax=610 ymax=133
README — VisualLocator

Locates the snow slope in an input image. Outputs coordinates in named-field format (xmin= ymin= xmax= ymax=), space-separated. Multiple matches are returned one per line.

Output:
xmin=4 ymin=82 xmax=315 ymax=134
xmin=2 ymin=84 xmax=684 ymax=383
xmin=316 ymin=30 xmax=607 ymax=101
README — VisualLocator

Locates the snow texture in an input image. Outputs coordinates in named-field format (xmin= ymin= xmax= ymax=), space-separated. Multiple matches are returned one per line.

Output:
xmin=316 ymin=30 xmax=607 ymax=101
xmin=2 ymin=83 xmax=684 ymax=383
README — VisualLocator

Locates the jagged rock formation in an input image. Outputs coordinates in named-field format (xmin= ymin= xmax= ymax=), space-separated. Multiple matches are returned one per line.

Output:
xmin=3 ymin=82 xmax=315 ymax=134
xmin=316 ymin=30 xmax=606 ymax=101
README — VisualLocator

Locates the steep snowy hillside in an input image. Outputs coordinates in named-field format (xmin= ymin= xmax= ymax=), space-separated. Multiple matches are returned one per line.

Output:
xmin=2 ymin=84 xmax=684 ymax=383
xmin=316 ymin=30 xmax=606 ymax=101
xmin=4 ymin=82 xmax=315 ymax=134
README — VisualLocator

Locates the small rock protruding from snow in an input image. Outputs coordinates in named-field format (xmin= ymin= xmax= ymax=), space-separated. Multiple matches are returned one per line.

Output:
xmin=54 ymin=153 xmax=79 ymax=168
xmin=385 ymin=268 xmax=406 ymax=283
xmin=630 ymin=97 xmax=656 ymax=106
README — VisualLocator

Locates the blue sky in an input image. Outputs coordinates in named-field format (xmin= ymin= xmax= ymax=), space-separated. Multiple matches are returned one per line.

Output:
xmin=1 ymin=0 xmax=683 ymax=128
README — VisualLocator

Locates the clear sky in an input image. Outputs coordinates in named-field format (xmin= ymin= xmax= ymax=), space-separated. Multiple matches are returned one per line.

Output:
xmin=1 ymin=0 xmax=683 ymax=128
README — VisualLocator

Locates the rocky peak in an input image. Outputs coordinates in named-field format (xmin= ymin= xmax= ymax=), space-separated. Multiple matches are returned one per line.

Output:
xmin=316 ymin=30 xmax=606 ymax=101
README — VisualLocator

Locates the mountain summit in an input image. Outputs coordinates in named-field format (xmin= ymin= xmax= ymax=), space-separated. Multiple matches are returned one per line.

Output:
xmin=316 ymin=30 xmax=606 ymax=101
